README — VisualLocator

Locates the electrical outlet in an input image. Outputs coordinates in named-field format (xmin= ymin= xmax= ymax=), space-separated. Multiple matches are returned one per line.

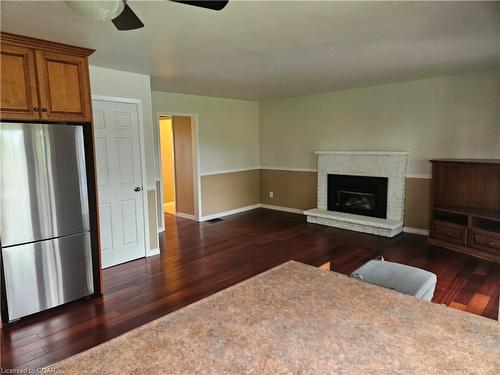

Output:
xmin=269 ymin=191 xmax=274 ymax=198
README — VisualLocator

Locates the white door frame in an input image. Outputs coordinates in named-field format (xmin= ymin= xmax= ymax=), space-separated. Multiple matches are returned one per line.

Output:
xmin=92 ymin=95 xmax=152 ymax=258
xmin=156 ymin=112 xmax=201 ymax=230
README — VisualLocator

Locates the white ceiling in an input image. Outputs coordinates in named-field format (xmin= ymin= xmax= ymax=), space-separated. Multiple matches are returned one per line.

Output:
xmin=2 ymin=1 xmax=500 ymax=100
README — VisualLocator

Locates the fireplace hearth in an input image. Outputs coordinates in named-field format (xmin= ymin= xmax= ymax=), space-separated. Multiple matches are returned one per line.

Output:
xmin=328 ymin=174 xmax=388 ymax=219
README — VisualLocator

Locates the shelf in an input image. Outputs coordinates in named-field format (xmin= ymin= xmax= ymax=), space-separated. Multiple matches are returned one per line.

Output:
xmin=430 ymin=160 xmax=500 ymax=264
xmin=433 ymin=210 xmax=467 ymax=226
xmin=428 ymin=237 xmax=500 ymax=264
xmin=472 ymin=217 xmax=500 ymax=234
xmin=430 ymin=159 xmax=500 ymax=165
xmin=434 ymin=205 xmax=500 ymax=222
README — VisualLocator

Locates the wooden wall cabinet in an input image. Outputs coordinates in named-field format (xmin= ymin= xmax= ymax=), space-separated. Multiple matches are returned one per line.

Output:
xmin=428 ymin=159 xmax=500 ymax=263
xmin=1 ymin=32 xmax=93 ymax=122
xmin=0 ymin=43 xmax=39 ymax=120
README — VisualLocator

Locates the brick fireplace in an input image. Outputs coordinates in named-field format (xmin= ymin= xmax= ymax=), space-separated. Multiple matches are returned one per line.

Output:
xmin=305 ymin=151 xmax=408 ymax=237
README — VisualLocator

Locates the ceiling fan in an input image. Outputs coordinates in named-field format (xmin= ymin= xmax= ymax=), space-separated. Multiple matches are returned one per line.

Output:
xmin=66 ymin=0 xmax=229 ymax=31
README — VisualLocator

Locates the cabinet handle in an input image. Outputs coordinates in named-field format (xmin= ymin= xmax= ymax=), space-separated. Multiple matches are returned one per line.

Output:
xmin=33 ymin=107 xmax=40 ymax=112
xmin=489 ymin=242 xmax=495 ymax=246
xmin=41 ymin=108 xmax=48 ymax=113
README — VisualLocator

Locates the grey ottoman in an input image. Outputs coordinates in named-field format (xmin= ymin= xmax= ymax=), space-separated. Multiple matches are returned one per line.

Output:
xmin=351 ymin=257 xmax=437 ymax=301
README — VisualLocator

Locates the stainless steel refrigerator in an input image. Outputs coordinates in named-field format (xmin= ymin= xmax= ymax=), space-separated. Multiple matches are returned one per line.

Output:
xmin=0 ymin=122 xmax=94 ymax=322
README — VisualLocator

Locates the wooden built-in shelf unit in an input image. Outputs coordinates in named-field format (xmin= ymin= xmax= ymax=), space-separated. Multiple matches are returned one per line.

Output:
xmin=0 ymin=33 xmax=101 ymax=327
xmin=429 ymin=159 xmax=500 ymax=263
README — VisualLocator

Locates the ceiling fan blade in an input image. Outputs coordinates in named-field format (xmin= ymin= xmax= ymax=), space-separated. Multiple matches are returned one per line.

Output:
xmin=171 ymin=1 xmax=229 ymax=11
xmin=112 ymin=3 xmax=144 ymax=30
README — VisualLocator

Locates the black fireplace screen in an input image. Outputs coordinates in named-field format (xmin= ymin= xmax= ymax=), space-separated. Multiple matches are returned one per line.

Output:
xmin=328 ymin=174 xmax=388 ymax=219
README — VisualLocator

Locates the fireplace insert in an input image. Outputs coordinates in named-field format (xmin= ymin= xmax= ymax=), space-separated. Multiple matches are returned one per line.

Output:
xmin=328 ymin=174 xmax=388 ymax=219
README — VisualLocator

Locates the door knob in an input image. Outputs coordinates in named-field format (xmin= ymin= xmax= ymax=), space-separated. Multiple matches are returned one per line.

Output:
xmin=134 ymin=186 xmax=142 ymax=192
xmin=33 ymin=107 xmax=40 ymax=112
xmin=41 ymin=108 xmax=48 ymax=112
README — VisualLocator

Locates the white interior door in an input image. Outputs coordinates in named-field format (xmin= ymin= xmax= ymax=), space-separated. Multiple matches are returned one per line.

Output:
xmin=93 ymin=100 xmax=146 ymax=268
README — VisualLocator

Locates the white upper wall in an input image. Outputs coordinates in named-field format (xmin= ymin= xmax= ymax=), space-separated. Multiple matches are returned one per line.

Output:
xmin=152 ymin=91 xmax=260 ymax=175
xmin=89 ymin=66 xmax=499 ymax=181
xmin=259 ymin=69 xmax=500 ymax=177
xmin=89 ymin=66 xmax=156 ymax=187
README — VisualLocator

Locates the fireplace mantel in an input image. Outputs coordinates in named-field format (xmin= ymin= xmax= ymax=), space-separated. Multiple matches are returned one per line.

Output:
xmin=305 ymin=151 xmax=408 ymax=237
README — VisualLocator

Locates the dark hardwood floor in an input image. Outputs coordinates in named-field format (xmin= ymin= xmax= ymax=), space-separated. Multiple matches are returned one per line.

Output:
xmin=1 ymin=208 xmax=499 ymax=370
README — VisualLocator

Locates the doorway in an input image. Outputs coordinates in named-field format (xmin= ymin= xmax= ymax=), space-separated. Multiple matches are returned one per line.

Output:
xmin=159 ymin=116 xmax=176 ymax=215
xmin=158 ymin=115 xmax=198 ymax=224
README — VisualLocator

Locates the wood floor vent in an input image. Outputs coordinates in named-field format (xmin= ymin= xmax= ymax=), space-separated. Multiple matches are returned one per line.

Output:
xmin=206 ymin=218 xmax=223 ymax=223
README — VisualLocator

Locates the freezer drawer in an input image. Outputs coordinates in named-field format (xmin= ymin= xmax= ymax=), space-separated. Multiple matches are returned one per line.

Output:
xmin=2 ymin=232 xmax=94 ymax=321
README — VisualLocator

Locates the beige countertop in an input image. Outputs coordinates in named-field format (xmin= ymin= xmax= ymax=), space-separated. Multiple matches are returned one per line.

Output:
xmin=51 ymin=261 xmax=500 ymax=374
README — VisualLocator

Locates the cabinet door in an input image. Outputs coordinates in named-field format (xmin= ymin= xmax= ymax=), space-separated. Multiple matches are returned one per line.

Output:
xmin=0 ymin=44 xmax=40 ymax=121
xmin=35 ymin=50 xmax=92 ymax=122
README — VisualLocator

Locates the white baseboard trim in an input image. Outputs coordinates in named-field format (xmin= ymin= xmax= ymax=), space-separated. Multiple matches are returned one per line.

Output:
xmin=200 ymin=204 xmax=261 ymax=221
xmin=200 ymin=203 xmax=305 ymax=221
xmin=147 ymin=248 xmax=160 ymax=257
xmin=176 ymin=212 xmax=197 ymax=220
xmin=260 ymin=204 xmax=305 ymax=215
xmin=263 ymin=206 xmax=429 ymax=235
xmin=195 ymin=202 xmax=430 ymax=237
xmin=403 ymin=227 xmax=429 ymax=236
